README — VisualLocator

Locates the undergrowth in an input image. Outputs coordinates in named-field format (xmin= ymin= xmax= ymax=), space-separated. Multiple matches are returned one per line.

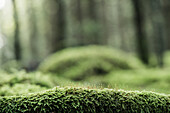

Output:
xmin=39 ymin=45 xmax=143 ymax=80
xmin=85 ymin=69 xmax=170 ymax=94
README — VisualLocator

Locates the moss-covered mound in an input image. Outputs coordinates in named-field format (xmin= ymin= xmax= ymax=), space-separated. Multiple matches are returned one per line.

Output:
xmin=0 ymin=60 xmax=21 ymax=73
xmin=164 ymin=51 xmax=170 ymax=67
xmin=39 ymin=45 xmax=143 ymax=80
xmin=0 ymin=87 xmax=169 ymax=113
xmin=0 ymin=71 xmax=51 ymax=96
xmin=0 ymin=83 xmax=47 ymax=96
xmin=85 ymin=69 xmax=170 ymax=94
xmin=0 ymin=71 xmax=54 ymax=88
xmin=0 ymin=71 xmax=71 ymax=96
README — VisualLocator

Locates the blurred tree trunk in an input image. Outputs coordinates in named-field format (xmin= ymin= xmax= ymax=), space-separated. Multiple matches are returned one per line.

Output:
xmin=47 ymin=0 xmax=66 ymax=53
xmin=12 ymin=0 xmax=21 ymax=61
xmin=28 ymin=0 xmax=38 ymax=59
xmin=88 ymin=0 xmax=97 ymax=20
xmin=117 ymin=0 xmax=126 ymax=50
xmin=162 ymin=0 xmax=170 ymax=50
xmin=150 ymin=0 xmax=165 ymax=67
xmin=100 ymin=0 xmax=109 ymax=45
xmin=132 ymin=0 xmax=149 ymax=64
xmin=71 ymin=0 xmax=103 ymax=45
xmin=75 ymin=0 xmax=85 ymax=46
xmin=87 ymin=0 xmax=100 ymax=45
xmin=26 ymin=0 xmax=39 ymax=71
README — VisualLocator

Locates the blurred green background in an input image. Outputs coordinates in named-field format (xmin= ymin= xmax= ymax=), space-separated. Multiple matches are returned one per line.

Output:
xmin=0 ymin=0 xmax=170 ymax=96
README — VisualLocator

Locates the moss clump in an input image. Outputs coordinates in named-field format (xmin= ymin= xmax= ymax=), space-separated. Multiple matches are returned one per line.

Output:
xmin=0 ymin=71 xmax=71 ymax=96
xmin=0 ymin=71 xmax=55 ymax=88
xmin=39 ymin=45 xmax=143 ymax=80
xmin=85 ymin=69 xmax=170 ymax=94
xmin=0 ymin=71 xmax=52 ymax=96
xmin=164 ymin=51 xmax=170 ymax=68
xmin=0 ymin=83 xmax=47 ymax=96
xmin=0 ymin=60 xmax=21 ymax=72
xmin=0 ymin=87 xmax=169 ymax=113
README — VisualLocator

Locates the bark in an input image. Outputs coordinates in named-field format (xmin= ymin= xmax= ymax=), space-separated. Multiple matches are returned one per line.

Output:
xmin=87 ymin=0 xmax=100 ymax=44
xmin=117 ymin=0 xmax=126 ymax=50
xmin=26 ymin=0 xmax=39 ymax=71
xmin=75 ymin=0 xmax=85 ymax=46
xmin=150 ymin=0 xmax=165 ymax=67
xmin=47 ymin=0 xmax=66 ymax=53
xmin=162 ymin=0 xmax=170 ymax=50
xmin=100 ymin=0 xmax=109 ymax=45
xmin=28 ymin=0 xmax=38 ymax=60
xmin=12 ymin=0 xmax=21 ymax=61
xmin=132 ymin=0 xmax=149 ymax=64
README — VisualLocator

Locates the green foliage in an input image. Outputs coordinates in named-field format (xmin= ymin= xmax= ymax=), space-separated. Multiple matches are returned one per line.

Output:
xmin=0 ymin=71 xmax=54 ymax=88
xmin=39 ymin=45 xmax=143 ymax=80
xmin=0 ymin=87 xmax=169 ymax=113
xmin=0 ymin=71 xmax=72 ymax=96
xmin=0 ymin=83 xmax=47 ymax=96
xmin=86 ymin=69 xmax=170 ymax=94
xmin=164 ymin=51 xmax=170 ymax=67
xmin=0 ymin=60 xmax=21 ymax=72
xmin=0 ymin=71 xmax=52 ymax=96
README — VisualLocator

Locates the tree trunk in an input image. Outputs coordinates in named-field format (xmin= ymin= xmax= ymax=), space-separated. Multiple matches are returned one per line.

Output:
xmin=100 ymin=0 xmax=109 ymax=45
xmin=87 ymin=0 xmax=100 ymax=45
xmin=162 ymin=0 xmax=170 ymax=50
xmin=27 ymin=0 xmax=38 ymax=59
xmin=117 ymin=0 xmax=126 ymax=50
xmin=150 ymin=0 xmax=165 ymax=67
xmin=12 ymin=0 xmax=21 ymax=61
xmin=75 ymin=0 xmax=85 ymax=46
xmin=47 ymin=0 xmax=66 ymax=53
xmin=132 ymin=0 xmax=149 ymax=65
xmin=26 ymin=0 xmax=39 ymax=71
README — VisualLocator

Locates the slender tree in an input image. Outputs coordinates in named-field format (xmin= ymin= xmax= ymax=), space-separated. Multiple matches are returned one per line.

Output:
xmin=26 ymin=0 xmax=39 ymax=71
xmin=12 ymin=0 xmax=21 ymax=61
xmin=27 ymin=0 xmax=38 ymax=59
xmin=51 ymin=0 xmax=66 ymax=53
xmin=150 ymin=0 xmax=165 ymax=67
xmin=117 ymin=0 xmax=126 ymax=50
xmin=100 ymin=0 xmax=109 ymax=45
xmin=87 ymin=0 xmax=100 ymax=44
xmin=75 ymin=0 xmax=85 ymax=46
xmin=132 ymin=0 xmax=149 ymax=64
xmin=162 ymin=0 xmax=170 ymax=50
xmin=45 ymin=0 xmax=66 ymax=53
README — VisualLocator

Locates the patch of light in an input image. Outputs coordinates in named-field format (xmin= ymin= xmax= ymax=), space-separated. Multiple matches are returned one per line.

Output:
xmin=0 ymin=35 xmax=4 ymax=49
xmin=0 ymin=0 xmax=6 ymax=10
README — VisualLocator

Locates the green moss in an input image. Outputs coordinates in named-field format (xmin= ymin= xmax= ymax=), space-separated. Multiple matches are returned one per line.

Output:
xmin=85 ymin=69 xmax=170 ymax=94
xmin=0 ymin=71 xmax=55 ymax=88
xmin=0 ymin=83 xmax=47 ymax=96
xmin=0 ymin=60 xmax=21 ymax=72
xmin=164 ymin=51 xmax=170 ymax=67
xmin=39 ymin=45 xmax=143 ymax=80
xmin=0 ymin=71 xmax=72 ymax=96
xmin=0 ymin=87 xmax=169 ymax=113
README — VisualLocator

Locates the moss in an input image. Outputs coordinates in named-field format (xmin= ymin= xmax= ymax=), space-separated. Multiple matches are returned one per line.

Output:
xmin=164 ymin=51 xmax=170 ymax=68
xmin=39 ymin=45 xmax=143 ymax=80
xmin=85 ymin=69 xmax=170 ymax=94
xmin=0 ymin=60 xmax=21 ymax=72
xmin=0 ymin=87 xmax=169 ymax=113
xmin=0 ymin=83 xmax=47 ymax=96
xmin=0 ymin=71 xmax=72 ymax=96
xmin=0 ymin=71 xmax=55 ymax=88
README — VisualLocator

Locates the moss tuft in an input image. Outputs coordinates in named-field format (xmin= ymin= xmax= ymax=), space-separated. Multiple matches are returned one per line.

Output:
xmin=39 ymin=45 xmax=143 ymax=80
xmin=0 ymin=71 xmax=71 ymax=96
xmin=0 ymin=87 xmax=169 ymax=113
